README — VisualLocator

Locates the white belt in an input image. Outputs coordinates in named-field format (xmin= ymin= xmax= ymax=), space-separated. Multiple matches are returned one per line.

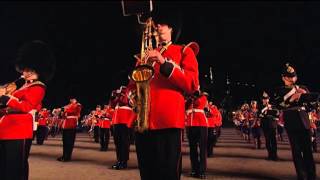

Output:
xmin=67 ymin=116 xmax=78 ymax=119
xmin=284 ymin=106 xmax=306 ymax=111
xmin=116 ymin=106 xmax=132 ymax=111
xmin=28 ymin=109 xmax=37 ymax=131
xmin=186 ymin=109 xmax=205 ymax=114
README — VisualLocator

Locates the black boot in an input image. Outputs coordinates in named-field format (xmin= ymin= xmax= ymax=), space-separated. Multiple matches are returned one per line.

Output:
xmin=100 ymin=146 xmax=107 ymax=151
xmin=257 ymin=138 xmax=261 ymax=149
xmin=112 ymin=161 xmax=127 ymax=170
xmin=119 ymin=161 xmax=127 ymax=169
xmin=190 ymin=170 xmax=199 ymax=178
xmin=199 ymin=172 xmax=207 ymax=179
xmin=57 ymin=156 xmax=71 ymax=162
xmin=112 ymin=161 xmax=121 ymax=169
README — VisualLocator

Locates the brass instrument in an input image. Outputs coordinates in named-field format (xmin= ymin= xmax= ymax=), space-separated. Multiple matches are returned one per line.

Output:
xmin=130 ymin=17 xmax=156 ymax=133
xmin=130 ymin=17 xmax=170 ymax=133
xmin=0 ymin=76 xmax=24 ymax=96
xmin=0 ymin=76 xmax=25 ymax=108
xmin=0 ymin=82 xmax=17 ymax=95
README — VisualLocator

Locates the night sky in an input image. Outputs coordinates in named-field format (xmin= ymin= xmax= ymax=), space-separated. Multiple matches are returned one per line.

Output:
xmin=1 ymin=1 xmax=320 ymax=114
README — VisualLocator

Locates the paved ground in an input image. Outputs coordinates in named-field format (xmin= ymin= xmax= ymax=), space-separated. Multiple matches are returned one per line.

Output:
xmin=29 ymin=128 xmax=320 ymax=180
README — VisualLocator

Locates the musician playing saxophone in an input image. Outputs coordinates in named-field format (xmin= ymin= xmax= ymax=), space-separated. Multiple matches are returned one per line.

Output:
xmin=133 ymin=10 xmax=200 ymax=180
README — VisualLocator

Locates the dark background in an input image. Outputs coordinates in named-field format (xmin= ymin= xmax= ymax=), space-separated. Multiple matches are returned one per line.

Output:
xmin=0 ymin=1 xmax=319 ymax=114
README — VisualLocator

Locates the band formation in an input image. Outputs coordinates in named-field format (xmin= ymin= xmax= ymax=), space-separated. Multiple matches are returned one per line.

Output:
xmin=0 ymin=8 xmax=319 ymax=180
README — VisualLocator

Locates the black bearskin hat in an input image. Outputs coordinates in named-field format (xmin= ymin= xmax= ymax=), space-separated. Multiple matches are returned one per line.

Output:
xmin=281 ymin=63 xmax=297 ymax=77
xmin=152 ymin=4 xmax=183 ymax=43
xmin=15 ymin=40 xmax=56 ymax=82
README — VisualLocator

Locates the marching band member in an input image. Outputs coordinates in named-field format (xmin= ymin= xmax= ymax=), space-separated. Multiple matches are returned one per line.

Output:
xmin=133 ymin=9 xmax=199 ymax=180
xmin=206 ymin=101 xmax=215 ymax=158
xmin=87 ymin=110 xmax=97 ymax=137
xmin=273 ymin=63 xmax=316 ymax=179
xmin=214 ymin=107 xmax=223 ymax=145
xmin=93 ymin=105 xmax=102 ymax=143
xmin=185 ymin=91 xmax=208 ymax=179
xmin=99 ymin=104 xmax=113 ymax=151
xmin=36 ymin=108 xmax=49 ymax=145
xmin=0 ymin=40 xmax=55 ymax=180
xmin=57 ymin=98 xmax=82 ymax=162
xmin=111 ymin=85 xmax=136 ymax=170
xmin=309 ymin=109 xmax=318 ymax=153
xmin=260 ymin=91 xmax=279 ymax=161
xmin=249 ymin=100 xmax=261 ymax=149
xmin=240 ymin=103 xmax=250 ymax=142
xmin=206 ymin=101 xmax=222 ymax=157
xmin=277 ymin=113 xmax=285 ymax=142
xmin=50 ymin=108 xmax=62 ymax=137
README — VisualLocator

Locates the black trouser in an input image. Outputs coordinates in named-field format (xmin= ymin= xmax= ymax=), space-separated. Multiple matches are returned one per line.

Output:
xmin=207 ymin=127 xmax=216 ymax=156
xmin=0 ymin=139 xmax=30 ymax=180
xmin=216 ymin=126 xmax=221 ymax=138
xmin=187 ymin=126 xmax=208 ymax=175
xmin=262 ymin=127 xmax=277 ymax=158
xmin=113 ymin=124 xmax=130 ymax=162
xmin=277 ymin=125 xmax=284 ymax=141
xmin=93 ymin=126 xmax=99 ymax=143
xmin=36 ymin=126 xmax=48 ymax=145
xmin=252 ymin=127 xmax=262 ymax=149
xmin=62 ymin=129 xmax=76 ymax=160
xmin=25 ymin=138 xmax=33 ymax=180
xmin=286 ymin=129 xmax=316 ymax=180
xmin=129 ymin=128 xmax=135 ymax=145
xmin=311 ymin=128 xmax=317 ymax=152
xmin=50 ymin=125 xmax=57 ymax=137
xmin=99 ymin=128 xmax=110 ymax=150
xmin=284 ymin=110 xmax=316 ymax=180
xmin=110 ymin=125 xmax=114 ymax=137
xmin=135 ymin=128 xmax=182 ymax=180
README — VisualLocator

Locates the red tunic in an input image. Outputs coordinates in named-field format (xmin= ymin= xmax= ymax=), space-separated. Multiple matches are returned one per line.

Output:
xmin=100 ymin=107 xmax=113 ymax=128
xmin=62 ymin=103 xmax=82 ymax=129
xmin=185 ymin=95 xmax=208 ymax=127
xmin=134 ymin=43 xmax=199 ymax=130
xmin=310 ymin=111 xmax=318 ymax=129
xmin=94 ymin=110 xmax=103 ymax=127
xmin=113 ymin=106 xmax=136 ymax=128
xmin=38 ymin=109 xmax=49 ymax=126
xmin=112 ymin=85 xmax=137 ymax=128
xmin=207 ymin=104 xmax=222 ymax=128
xmin=213 ymin=106 xmax=222 ymax=127
xmin=0 ymin=82 xmax=45 ymax=139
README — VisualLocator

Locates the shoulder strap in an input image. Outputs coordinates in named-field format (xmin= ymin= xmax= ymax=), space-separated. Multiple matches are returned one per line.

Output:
xmin=28 ymin=81 xmax=46 ymax=89
xmin=182 ymin=42 xmax=200 ymax=56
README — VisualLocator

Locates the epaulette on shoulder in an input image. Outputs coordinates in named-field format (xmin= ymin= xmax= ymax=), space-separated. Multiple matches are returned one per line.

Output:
xmin=182 ymin=42 xmax=200 ymax=56
xmin=28 ymin=81 xmax=46 ymax=88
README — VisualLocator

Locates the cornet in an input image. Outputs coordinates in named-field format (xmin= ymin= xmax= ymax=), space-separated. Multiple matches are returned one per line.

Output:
xmin=0 ymin=75 xmax=25 ymax=96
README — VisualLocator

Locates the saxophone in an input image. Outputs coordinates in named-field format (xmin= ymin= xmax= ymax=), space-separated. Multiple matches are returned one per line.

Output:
xmin=130 ymin=17 xmax=170 ymax=133
xmin=130 ymin=17 xmax=156 ymax=133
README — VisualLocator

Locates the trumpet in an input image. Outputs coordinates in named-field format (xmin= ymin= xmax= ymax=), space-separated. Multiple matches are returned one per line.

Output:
xmin=0 ymin=75 xmax=25 ymax=96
